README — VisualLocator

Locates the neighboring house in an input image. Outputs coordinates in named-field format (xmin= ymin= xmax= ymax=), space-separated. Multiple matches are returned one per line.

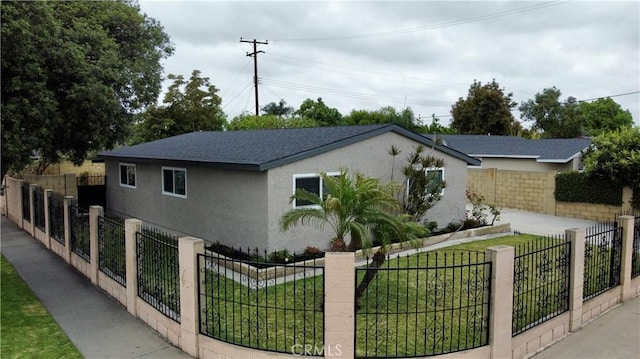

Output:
xmin=97 ymin=124 xmax=480 ymax=252
xmin=427 ymin=135 xmax=592 ymax=172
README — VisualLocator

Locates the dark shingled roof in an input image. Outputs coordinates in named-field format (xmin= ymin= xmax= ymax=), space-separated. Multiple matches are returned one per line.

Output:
xmin=425 ymin=134 xmax=592 ymax=163
xmin=98 ymin=124 xmax=480 ymax=171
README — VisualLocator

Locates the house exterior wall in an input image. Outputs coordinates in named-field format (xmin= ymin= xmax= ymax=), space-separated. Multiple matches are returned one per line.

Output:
xmin=106 ymin=132 xmax=469 ymax=252
xmin=478 ymin=157 xmax=574 ymax=172
xmin=267 ymin=132 xmax=468 ymax=252
xmin=105 ymin=162 xmax=269 ymax=249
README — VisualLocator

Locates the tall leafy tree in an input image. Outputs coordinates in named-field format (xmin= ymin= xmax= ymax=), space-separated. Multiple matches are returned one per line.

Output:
xmin=518 ymin=87 xmax=585 ymax=138
xmin=226 ymin=113 xmax=317 ymax=131
xmin=261 ymin=99 xmax=295 ymax=118
xmin=582 ymin=127 xmax=640 ymax=207
xmin=343 ymin=106 xmax=419 ymax=131
xmin=580 ymin=98 xmax=633 ymax=136
xmin=420 ymin=115 xmax=457 ymax=134
xmin=294 ymin=98 xmax=342 ymax=126
xmin=132 ymin=70 xmax=226 ymax=144
xmin=1 ymin=0 xmax=173 ymax=176
xmin=450 ymin=80 xmax=518 ymax=135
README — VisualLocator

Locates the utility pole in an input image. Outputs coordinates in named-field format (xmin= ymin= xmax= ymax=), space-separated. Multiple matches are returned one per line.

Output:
xmin=240 ymin=38 xmax=268 ymax=116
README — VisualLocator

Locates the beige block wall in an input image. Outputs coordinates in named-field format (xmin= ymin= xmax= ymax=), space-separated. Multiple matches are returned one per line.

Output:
xmin=468 ymin=168 xmax=555 ymax=214
xmin=556 ymin=202 xmax=624 ymax=222
xmin=23 ymin=174 xmax=77 ymax=198
xmin=43 ymin=160 xmax=105 ymax=176
xmin=468 ymin=168 xmax=630 ymax=221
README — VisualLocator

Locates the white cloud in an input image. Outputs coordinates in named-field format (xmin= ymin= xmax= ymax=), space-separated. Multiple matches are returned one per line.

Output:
xmin=140 ymin=0 xmax=640 ymax=125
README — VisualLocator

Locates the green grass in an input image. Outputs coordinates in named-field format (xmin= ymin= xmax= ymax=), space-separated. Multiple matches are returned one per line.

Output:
xmin=1 ymin=255 xmax=82 ymax=359
xmin=201 ymin=263 xmax=324 ymax=353
xmin=441 ymin=233 xmax=544 ymax=252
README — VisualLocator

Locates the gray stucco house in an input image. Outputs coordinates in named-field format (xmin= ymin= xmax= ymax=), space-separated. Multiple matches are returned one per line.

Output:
xmin=427 ymin=135 xmax=592 ymax=172
xmin=98 ymin=124 xmax=480 ymax=252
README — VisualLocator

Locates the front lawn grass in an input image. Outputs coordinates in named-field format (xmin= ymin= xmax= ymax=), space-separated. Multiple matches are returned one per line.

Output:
xmin=199 ymin=233 xmax=573 ymax=357
xmin=0 ymin=255 xmax=82 ymax=359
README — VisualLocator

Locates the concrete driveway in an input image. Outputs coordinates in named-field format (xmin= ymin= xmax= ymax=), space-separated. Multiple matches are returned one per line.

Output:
xmin=491 ymin=207 xmax=600 ymax=236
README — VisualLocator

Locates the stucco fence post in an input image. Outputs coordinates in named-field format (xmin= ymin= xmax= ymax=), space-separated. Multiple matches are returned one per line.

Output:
xmin=324 ymin=252 xmax=356 ymax=358
xmin=27 ymin=183 xmax=37 ymax=236
xmin=566 ymin=228 xmax=585 ymax=331
xmin=485 ymin=245 xmax=515 ymax=359
xmin=125 ymin=218 xmax=142 ymax=316
xmin=8 ymin=178 xmax=24 ymax=225
xmin=63 ymin=195 xmax=74 ymax=263
xmin=618 ymin=215 xmax=635 ymax=301
xmin=44 ymin=188 xmax=52 ymax=249
xmin=89 ymin=205 xmax=104 ymax=285
xmin=178 ymin=236 xmax=204 ymax=358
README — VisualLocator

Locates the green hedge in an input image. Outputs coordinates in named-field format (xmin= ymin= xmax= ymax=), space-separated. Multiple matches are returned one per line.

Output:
xmin=555 ymin=172 xmax=622 ymax=206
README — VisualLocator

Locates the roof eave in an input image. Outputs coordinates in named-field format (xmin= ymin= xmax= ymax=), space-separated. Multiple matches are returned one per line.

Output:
xmin=96 ymin=154 xmax=263 ymax=172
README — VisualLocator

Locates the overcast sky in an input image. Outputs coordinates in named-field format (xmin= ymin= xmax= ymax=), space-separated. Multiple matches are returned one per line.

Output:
xmin=138 ymin=0 xmax=640 ymax=128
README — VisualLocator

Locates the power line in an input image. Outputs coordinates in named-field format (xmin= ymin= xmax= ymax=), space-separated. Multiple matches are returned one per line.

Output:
xmin=262 ymin=53 xmax=467 ymax=87
xmin=272 ymin=1 xmax=570 ymax=42
xmin=578 ymin=91 xmax=640 ymax=103
xmin=260 ymin=77 xmax=451 ymax=106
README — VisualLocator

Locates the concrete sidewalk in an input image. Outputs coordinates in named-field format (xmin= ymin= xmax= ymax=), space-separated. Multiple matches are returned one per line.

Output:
xmin=532 ymin=295 xmax=640 ymax=359
xmin=0 ymin=216 xmax=191 ymax=359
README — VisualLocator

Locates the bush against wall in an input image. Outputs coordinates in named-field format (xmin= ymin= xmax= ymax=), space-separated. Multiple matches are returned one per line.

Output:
xmin=555 ymin=171 xmax=622 ymax=206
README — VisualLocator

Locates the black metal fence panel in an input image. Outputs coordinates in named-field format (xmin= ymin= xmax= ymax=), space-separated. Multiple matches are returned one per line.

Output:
xmin=33 ymin=186 xmax=45 ymax=231
xmin=76 ymin=175 xmax=106 ymax=210
xmin=70 ymin=200 xmax=90 ymax=262
xmin=354 ymin=251 xmax=491 ymax=358
xmin=632 ymin=219 xmax=640 ymax=278
xmin=48 ymin=192 xmax=65 ymax=245
xmin=512 ymin=235 xmax=570 ymax=336
xmin=583 ymin=222 xmax=622 ymax=301
xmin=198 ymin=250 xmax=324 ymax=356
xmin=21 ymin=182 xmax=30 ymax=221
xmin=136 ymin=226 xmax=180 ymax=323
xmin=98 ymin=211 xmax=126 ymax=286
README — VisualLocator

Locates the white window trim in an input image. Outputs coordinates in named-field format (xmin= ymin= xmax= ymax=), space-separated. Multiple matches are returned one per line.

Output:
xmin=406 ymin=167 xmax=445 ymax=198
xmin=119 ymin=163 xmax=136 ymax=189
xmin=292 ymin=171 xmax=340 ymax=209
xmin=161 ymin=166 xmax=187 ymax=199
xmin=425 ymin=167 xmax=445 ymax=196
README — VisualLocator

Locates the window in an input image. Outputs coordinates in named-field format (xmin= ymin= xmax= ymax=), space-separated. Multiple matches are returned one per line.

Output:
xmin=162 ymin=167 xmax=187 ymax=198
xmin=293 ymin=172 xmax=339 ymax=208
xmin=425 ymin=167 xmax=445 ymax=195
xmin=407 ymin=167 xmax=445 ymax=197
xmin=119 ymin=164 xmax=136 ymax=188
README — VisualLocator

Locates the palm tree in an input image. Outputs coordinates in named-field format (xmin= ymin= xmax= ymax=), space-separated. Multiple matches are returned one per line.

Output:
xmin=280 ymin=169 xmax=427 ymax=302
xmin=281 ymin=170 xmax=401 ymax=251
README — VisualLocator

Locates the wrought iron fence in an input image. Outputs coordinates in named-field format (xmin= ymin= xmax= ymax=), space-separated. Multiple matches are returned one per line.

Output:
xmin=583 ymin=222 xmax=622 ymax=301
xmin=33 ymin=186 xmax=45 ymax=231
xmin=48 ymin=192 xmax=65 ymax=245
xmin=98 ymin=211 xmax=126 ymax=286
xmin=354 ymin=251 xmax=491 ymax=358
xmin=198 ymin=249 xmax=324 ymax=355
xmin=21 ymin=182 xmax=30 ymax=221
xmin=512 ymin=235 xmax=570 ymax=336
xmin=136 ymin=226 xmax=180 ymax=322
xmin=70 ymin=200 xmax=90 ymax=262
